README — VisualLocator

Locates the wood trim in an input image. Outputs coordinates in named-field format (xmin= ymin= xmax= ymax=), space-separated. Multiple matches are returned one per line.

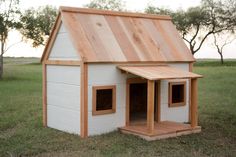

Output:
xmin=60 ymin=7 xmax=172 ymax=20
xmin=41 ymin=13 xmax=62 ymax=62
xmin=80 ymin=63 xmax=88 ymax=138
xmin=168 ymin=81 xmax=186 ymax=107
xmin=188 ymin=63 xmax=193 ymax=122
xmin=45 ymin=60 xmax=81 ymax=66
xmin=189 ymin=63 xmax=193 ymax=72
xmin=92 ymin=85 xmax=116 ymax=116
xmin=156 ymin=81 xmax=161 ymax=123
xmin=127 ymin=77 xmax=147 ymax=84
xmin=191 ymin=78 xmax=198 ymax=128
xmin=42 ymin=63 xmax=47 ymax=127
xmin=147 ymin=80 xmax=155 ymax=133
xmin=188 ymin=79 xmax=192 ymax=122
xmin=86 ymin=61 xmax=196 ymax=64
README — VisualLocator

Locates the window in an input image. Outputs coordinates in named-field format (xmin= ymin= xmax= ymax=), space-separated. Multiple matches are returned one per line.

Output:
xmin=92 ymin=85 xmax=116 ymax=115
xmin=168 ymin=81 xmax=186 ymax=107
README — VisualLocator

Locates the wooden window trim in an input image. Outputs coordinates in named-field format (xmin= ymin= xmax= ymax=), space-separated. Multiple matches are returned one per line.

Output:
xmin=168 ymin=81 xmax=186 ymax=107
xmin=92 ymin=85 xmax=116 ymax=116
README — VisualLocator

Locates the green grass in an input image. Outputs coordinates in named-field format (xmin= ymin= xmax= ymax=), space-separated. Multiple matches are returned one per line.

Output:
xmin=1 ymin=58 xmax=236 ymax=157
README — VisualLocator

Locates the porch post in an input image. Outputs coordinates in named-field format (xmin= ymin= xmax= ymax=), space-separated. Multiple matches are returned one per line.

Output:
xmin=191 ymin=78 xmax=198 ymax=128
xmin=147 ymin=80 xmax=155 ymax=133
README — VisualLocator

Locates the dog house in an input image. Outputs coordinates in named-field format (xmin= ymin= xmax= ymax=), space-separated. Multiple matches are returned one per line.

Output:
xmin=41 ymin=7 xmax=202 ymax=140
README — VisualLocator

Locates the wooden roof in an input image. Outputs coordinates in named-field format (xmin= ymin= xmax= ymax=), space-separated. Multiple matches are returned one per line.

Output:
xmin=42 ymin=7 xmax=195 ymax=62
xmin=118 ymin=65 xmax=202 ymax=80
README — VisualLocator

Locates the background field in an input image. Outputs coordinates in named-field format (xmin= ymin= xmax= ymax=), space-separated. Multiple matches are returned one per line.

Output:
xmin=0 ymin=58 xmax=236 ymax=157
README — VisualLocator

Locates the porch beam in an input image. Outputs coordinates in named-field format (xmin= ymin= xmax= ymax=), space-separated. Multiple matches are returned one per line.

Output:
xmin=191 ymin=78 xmax=198 ymax=128
xmin=147 ymin=80 xmax=155 ymax=133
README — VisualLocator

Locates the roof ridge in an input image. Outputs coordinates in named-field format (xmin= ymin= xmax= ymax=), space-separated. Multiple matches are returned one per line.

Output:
xmin=59 ymin=6 xmax=172 ymax=20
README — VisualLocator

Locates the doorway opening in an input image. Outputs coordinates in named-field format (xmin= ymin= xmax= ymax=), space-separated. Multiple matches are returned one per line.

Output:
xmin=128 ymin=79 xmax=159 ymax=124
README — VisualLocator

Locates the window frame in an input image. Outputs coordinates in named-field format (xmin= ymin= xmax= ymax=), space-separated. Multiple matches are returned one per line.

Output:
xmin=92 ymin=85 xmax=116 ymax=116
xmin=168 ymin=81 xmax=186 ymax=107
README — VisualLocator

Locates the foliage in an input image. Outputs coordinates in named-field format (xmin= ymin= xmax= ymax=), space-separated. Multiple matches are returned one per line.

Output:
xmin=84 ymin=0 xmax=125 ymax=11
xmin=0 ymin=0 xmax=22 ymax=79
xmin=1 ymin=58 xmax=236 ymax=156
xmin=20 ymin=5 xmax=57 ymax=47
xmin=145 ymin=0 xmax=236 ymax=55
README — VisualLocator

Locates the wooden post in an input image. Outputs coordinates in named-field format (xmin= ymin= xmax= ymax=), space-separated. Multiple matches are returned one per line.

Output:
xmin=80 ymin=63 xmax=88 ymax=138
xmin=42 ymin=63 xmax=47 ymax=127
xmin=147 ymin=80 xmax=155 ymax=133
xmin=191 ymin=78 xmax=198 ymax=128
xmin=157 ymin=80 xmax=161 ymax=123
xmin=126 ymin=81 xmax=130 ymax=126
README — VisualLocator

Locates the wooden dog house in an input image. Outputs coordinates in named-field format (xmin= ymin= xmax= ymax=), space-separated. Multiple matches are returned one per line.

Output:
xmin=41 ymin=7 xmax=202 ymax=140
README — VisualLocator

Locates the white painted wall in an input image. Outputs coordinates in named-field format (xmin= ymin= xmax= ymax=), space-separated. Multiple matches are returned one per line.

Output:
xmin=87 ymin=64 xmax=131 ymax=135
xmin=48 ymin=22 xmax=81 ymax=61
xmin=47 ymin=65 xmax=81 ymax=135
xmin=159 ymin=63 xmax=190 ymax=123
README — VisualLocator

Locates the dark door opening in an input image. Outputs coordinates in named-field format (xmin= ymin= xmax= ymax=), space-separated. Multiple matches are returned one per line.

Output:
xmin=130 ymin=83 xmax=147 ymax=122
xmin=129 ymin=81 xmax=159 ymax=123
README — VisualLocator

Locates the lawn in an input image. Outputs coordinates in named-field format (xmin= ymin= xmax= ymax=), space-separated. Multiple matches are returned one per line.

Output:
xmin=0 ymin=58 xmax=236 ymax=157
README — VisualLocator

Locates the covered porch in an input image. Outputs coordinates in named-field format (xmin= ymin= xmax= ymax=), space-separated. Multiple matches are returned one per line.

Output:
xmin=118 ymin=65 xmax=202 ymax=140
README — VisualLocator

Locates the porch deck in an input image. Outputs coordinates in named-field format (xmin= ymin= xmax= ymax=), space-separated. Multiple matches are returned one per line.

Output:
xmin=120 ymin=121 xmax=201 ymax=141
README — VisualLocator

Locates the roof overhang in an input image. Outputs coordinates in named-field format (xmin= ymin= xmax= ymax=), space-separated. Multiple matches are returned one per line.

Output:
xmin=118 ymin=65 xmax=202 ymax=80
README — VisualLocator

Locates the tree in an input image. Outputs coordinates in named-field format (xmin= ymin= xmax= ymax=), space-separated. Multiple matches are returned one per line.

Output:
xmin=20 ymin=5 xmax=57 ymax=47
xmin=213 ymin=33 xmax=235 ymax=64
xmin=0 ymin=0 xmax=21 ymax=79
xmin=84 ymin=0 xmax=125 ymax=11
xmin=145 ymin=0 xmax=236 ymax=55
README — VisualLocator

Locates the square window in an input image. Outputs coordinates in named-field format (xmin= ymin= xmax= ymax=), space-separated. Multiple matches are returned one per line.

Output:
xmin=169 ymin=81 xmax=186 ymax=107
xmin=92 ymin=86 xmax=116 ymax=115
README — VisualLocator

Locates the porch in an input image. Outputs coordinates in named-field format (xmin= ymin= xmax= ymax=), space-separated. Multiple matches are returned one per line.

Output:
xmin=120 ymin=121 xmax=201 ymax=141
xmin=118 ymin=65 xmax=202 ymax=140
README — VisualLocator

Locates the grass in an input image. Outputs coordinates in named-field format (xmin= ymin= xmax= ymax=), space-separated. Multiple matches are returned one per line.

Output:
xmin=0 ymin=58 xmax=236 ymax=157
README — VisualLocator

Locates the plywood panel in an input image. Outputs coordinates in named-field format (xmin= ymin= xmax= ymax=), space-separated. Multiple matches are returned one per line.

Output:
xmin=47 ymin=82 xmax=80 ymax=110
xmin=47 ymin=105 xmax=80 ymax=134
xmin=49 ymin=23 xmax=81 ymax=61
xmin=47 ymin=65 xmax=80 ymax=85
xmin=88 ymin=64 xmax=127 ymax=85
xmin=88 ymin=108 xmax=125 ymax=135
xmin=160 ymin=79 xmax=189 ymax=123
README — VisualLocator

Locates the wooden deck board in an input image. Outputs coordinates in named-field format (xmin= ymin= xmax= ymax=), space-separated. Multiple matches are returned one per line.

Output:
xmin=120 ymin=121 xmax=201 ymax=140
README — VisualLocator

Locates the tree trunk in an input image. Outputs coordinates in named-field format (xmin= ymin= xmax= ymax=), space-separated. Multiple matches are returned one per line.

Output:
xmin=220 ymin=53 xmax=224 ymax=64
xmin=0 ymin=42 xmax=4 ymax=79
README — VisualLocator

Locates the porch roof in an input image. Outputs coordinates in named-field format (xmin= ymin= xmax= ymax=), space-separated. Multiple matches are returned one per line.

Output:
xmin=118 ymin=65 xmax=202 ymax=80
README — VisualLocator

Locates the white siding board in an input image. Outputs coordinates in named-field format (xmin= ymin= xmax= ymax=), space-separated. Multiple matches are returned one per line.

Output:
xmin=46 ymin=65 xmax=81 ymax=135
xmin=47 ymin=65 xmax=80 ymax=85
xmin=47 ymin=82 xmax=80 ymax=110
xmin=87 ymin=64 xmax=127 ymax=135
xmin=47 ymin=105 xmax=80 ymax=134
xmin=168 ymin=63 xmax=189 ymax=71
xmin=160 ymin=78 xmax=189 ymax=123
xmin=88 ymin=108 xmax=125 ymax=135
xmin=49 ymin=23 xmax=80 ymax=60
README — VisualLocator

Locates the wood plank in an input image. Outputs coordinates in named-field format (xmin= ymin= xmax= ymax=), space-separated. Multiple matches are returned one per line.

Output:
xmin=191 ymin=78 xmax=198 ymax=128
xmin=105 ymin=16 xmax=140 ymax=61
xmin=76 ymin=14 xmax=111 ymax=61
xmin=45 ymin=60 xmax=81 ymax=66
xmin=60 ymin=7 xmax=172 ymax=20
xmin=131 ymin=18 xmax=166 ymax=61
xmin=147 ymin=80 xmax=155 ymax=133
xmin=89 ymin=15 xmax=126 ymax=61
xmin=157 ymin=81 xmax=161 ymax=122
xmin=141 ymin=19 xmax=173 ymax=61
xmin=120 ymin=17 xmax=152 ymax=61
xmin=42 ymin=63 xmax=47 ymax=127
xmin=80 ymin=63 xmax=88 ymax=137
xmin=62 ymin=13 xmax=97 ymax=61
